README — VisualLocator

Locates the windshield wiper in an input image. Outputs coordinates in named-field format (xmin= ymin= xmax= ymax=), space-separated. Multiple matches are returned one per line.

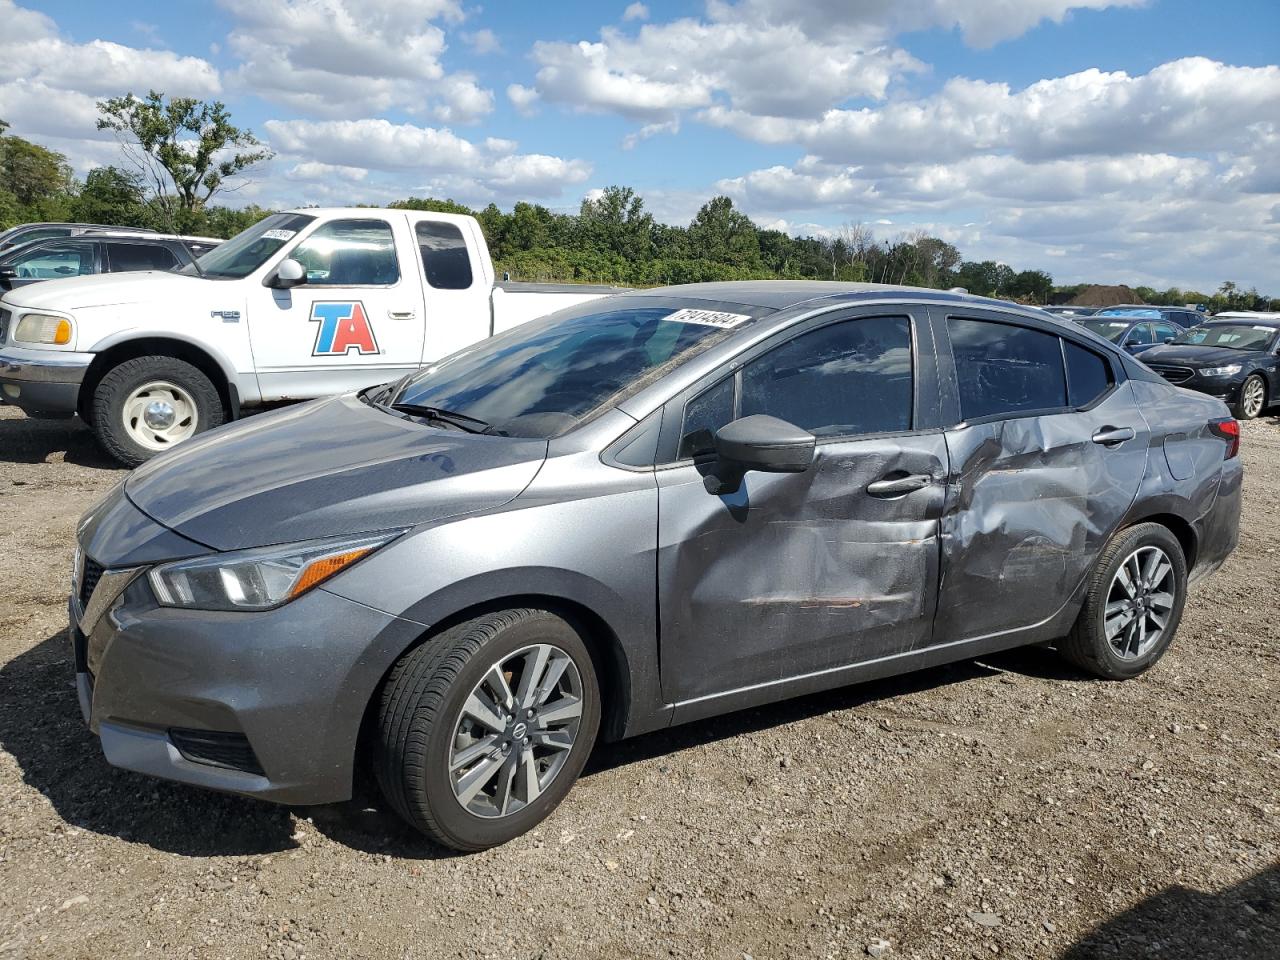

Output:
xmin=389 ymin=403 xmax=499 ymax=435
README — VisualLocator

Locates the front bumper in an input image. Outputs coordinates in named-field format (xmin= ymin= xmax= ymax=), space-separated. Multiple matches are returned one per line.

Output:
xmin=70 ymin=576 xmax=427 ymax=806
xmin=0 ymin=344 xmax=93 ymax=416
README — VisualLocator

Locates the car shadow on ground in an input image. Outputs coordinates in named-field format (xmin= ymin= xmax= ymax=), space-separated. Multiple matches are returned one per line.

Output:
xmin=0 ymin=413 xmax=119 ymax=469
xmin=1 ymin=630 xmax=1094 ymax=860
xmin=1059 ymin=864 xmax=1279 ymax=959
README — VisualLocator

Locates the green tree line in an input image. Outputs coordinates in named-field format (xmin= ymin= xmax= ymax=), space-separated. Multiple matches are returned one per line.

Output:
xmin=1 ymin=107 xmax=1274 ymax=312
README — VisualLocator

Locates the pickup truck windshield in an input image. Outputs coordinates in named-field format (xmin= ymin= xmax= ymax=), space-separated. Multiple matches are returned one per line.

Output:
xmin=390 ymin=299 xmax=757 ymax=438
xmin=185 ymin=213 xmax=316 ymax=279
xmin=1171 ymin=324 xmax=1277 ymax=351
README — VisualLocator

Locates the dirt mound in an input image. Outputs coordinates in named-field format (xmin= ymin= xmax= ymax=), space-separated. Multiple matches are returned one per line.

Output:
xmin=1066 ymin=284 xmax=1144 ymax=307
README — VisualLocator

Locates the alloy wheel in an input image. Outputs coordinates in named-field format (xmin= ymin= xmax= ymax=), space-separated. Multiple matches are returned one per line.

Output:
xmin=448 ymin=643 xmax=584 ymax=819
xmin=1104 ymin=545 xmax=1176 ymax=660
xmin=1242 ymin=377 xmax=1265 ymax=418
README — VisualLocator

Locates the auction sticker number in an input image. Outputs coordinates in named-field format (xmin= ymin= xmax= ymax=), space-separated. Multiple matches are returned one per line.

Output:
xmin=662 ymin=308 xmax=751 ymax=328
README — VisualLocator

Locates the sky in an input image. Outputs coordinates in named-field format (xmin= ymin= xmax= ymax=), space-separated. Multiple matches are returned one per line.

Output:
xmin=1 ymin=0 xmax=1278 ymax=292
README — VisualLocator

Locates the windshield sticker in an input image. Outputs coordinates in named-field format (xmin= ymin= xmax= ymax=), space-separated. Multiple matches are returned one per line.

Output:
xmin=311 ymin=301 xmax=380 ymax=356
xmin=662 ymin=308 xmax=751 ymax=328
xmin=262 ymin=229 xmax=297 ymax=241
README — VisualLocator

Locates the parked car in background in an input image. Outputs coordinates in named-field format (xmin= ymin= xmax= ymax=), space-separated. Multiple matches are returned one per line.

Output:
xmin=68 ymin=282 xmax=1242 ymax=850
xmin=1139 ymin=312 xmax=1280 ymax=419
xmin=0 ymin=222 xmax=156 ymax=255
xmin=1094 ymin=305 xmax=1203 ymax=328
xmin=0 ymin=208 xmax=623 ymax=465
xmin=0 ymin=231 xmax=221 ymax=291
xmin=1078 ymin=314 xmax=1182 ymax=355
xmin=1041 ymin=305 xmax=1099 ymax=318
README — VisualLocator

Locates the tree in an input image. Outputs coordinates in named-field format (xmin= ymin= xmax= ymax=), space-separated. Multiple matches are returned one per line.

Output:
xmin=579 ymin=185 xmax=654 ymax=261
xmin=97 ymin=91 xmax=272 ymax=230
xmin=0 ymin=126 xmax=73 ymax=207
xmin=72 ymin=166 xmax=150 ymax=226
xmin=687 ymin=196 xmax=761 ymax=269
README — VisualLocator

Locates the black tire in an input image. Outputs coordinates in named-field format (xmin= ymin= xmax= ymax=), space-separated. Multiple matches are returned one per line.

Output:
xmin=1232 ymin=373 xmax=1266 ymax=420
xmin=91 ymin=355 xmax=225 ymax=466
xmin=373 ymin=609 xmax=601 ymax=851
xmin=1059 ymin=522 xmax=1188 ymax=679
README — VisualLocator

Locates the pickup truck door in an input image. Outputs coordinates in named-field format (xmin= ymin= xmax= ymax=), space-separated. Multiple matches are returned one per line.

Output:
xmin=404 ymin=213 xmax=494 ymax=364
xmin=246 ymin=215 xmax=427 ymax=400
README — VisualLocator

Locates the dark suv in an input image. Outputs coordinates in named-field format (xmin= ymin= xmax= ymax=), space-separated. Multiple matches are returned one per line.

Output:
xmin=0 ymin=231 xmax=220 ymax=291
xmin=0 ymin=222 xmax=156 ymax=255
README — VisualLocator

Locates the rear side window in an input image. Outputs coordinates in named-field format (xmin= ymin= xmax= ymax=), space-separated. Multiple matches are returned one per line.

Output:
xmin=1064 ymin=341 xmax=1113 ymax=407
xmin=106 ymin=242 xmax=180 ymax=272
xmin=416 ymin=221 xmax=473 ymax=290
xmin=949 ymin=317 xmax=1067 ymax=420
xmin=739 ymin=316 xmax=913 ymax=439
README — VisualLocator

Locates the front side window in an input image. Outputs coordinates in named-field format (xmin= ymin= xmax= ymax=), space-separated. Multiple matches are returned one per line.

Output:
xmin=416 ymin=221 xmax=473 ymax=290
xmin=1152 ymin=323 xmax=1178 ymax=343
xmin=188 ymin=212 xmax=316 ymax=279
xmin=106 ymin=242 xmax=179 ymax=272
xmin=7 ymin=240 xmax=96 ymax=279
xmin=291 ymin=219 xmax=399 ymax=286
xmin=738 ymin=316 xmax=914 ymax=439
xmin=949 ymin=317 xmax=1067 ymax=420
xmin=1126 ymin=323 xmax=1154 ymax=346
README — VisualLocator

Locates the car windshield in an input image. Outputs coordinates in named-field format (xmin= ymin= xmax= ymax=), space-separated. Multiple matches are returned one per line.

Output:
xmin=388 ymin=298 xmax=760 ymax=438
xmin=184 ymin=213 xmax=316 ymax=279
xmin=1080 ymin=319 xmax=1134 ymax=342
xmin=1171 ymin=324 xmax=1277 ymax=351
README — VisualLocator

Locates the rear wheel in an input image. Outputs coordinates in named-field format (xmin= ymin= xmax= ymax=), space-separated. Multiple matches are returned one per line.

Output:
xmin=1233 ymin=373 xmax=1266 ymax=420
xmin=91 ymin=355 xmax=224 ymax=466
xmin=1059 ymin=522 xmax=1187 ymax=679
xmin=373 ymin=609 xmax=600 ymax=851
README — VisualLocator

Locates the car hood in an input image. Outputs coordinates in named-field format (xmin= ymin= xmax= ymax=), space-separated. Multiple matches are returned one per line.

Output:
xmin=125 ymin=394 xmax=549 ymax=551
xmin=1139 ymin=344 xmax=1263 ymax=366
xmin=0 ymin=270 xmax=204 ymax=311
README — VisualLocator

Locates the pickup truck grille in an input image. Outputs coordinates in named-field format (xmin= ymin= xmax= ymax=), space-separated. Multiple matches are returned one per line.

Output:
xmin=0 ymin=307 xmax=10 ymax=343
xmin=1147 ymin=364 xmax=1194 ymax=385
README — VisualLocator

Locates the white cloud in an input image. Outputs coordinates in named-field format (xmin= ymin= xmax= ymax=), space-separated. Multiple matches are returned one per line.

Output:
xmin=622 ymin=2 xmax=649 ymax=21
xmin=506 ymin=83 xmax=541 ymax=116
xmin=622 ymin=119 xmax=679 ymax=150
xmin=462 ymin=28 xmax=501 ymax=54
xmin=286 ymin=161 xmax=368 ymax=182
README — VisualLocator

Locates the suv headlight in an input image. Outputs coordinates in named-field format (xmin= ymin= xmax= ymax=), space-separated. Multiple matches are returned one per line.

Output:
xmin=148 ymin=531 xmax=403 ymax=612
xmin=1198 ymin=364 xmax=1242 ymax=377
xmin=14 ymin=312 xmax=74 ymax=346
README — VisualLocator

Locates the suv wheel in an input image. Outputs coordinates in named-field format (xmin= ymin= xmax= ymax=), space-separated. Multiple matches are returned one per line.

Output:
xmin=1059 ymin=522 xmax=1188 ymax=679
xmin=91 ymin=356 xmax=225 ymax=466
xmin=374 ymin=609 xmax=600 ymax=851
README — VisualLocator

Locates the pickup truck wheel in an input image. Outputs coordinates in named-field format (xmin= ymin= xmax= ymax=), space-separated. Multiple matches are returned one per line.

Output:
xmin=373 ymin=609 xmax=600 ymax=851
xmin=91 ymin=356 xmax=225 ymax=466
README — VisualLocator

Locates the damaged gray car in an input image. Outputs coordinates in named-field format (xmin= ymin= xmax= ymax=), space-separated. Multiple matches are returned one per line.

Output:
xmin=70 ymin=282 xmax=1242 ymax=850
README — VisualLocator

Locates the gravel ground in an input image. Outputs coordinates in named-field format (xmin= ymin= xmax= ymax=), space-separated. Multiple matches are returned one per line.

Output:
xmin=0 ymin=404 xmax=1276 ymax=960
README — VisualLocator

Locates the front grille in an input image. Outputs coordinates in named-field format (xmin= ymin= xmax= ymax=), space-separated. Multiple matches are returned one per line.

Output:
xmin=169 ymin=729 xmax=265 ymax=776
xmin=0 ymin=307 xmax=10 ymax=343
xmin=79 ymin=556 xmax=104 ymax=608
xmin=1148 ymin=364 xmax=1194 ymax=385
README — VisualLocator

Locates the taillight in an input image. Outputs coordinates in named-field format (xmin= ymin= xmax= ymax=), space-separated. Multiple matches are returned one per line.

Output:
xmin=1208 ymin=417 xmax=1240 ymax=459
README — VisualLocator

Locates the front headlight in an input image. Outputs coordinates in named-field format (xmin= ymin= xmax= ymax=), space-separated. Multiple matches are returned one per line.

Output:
xmin=1198 ymin=364 xmax=1242 ymax=377
xmin=148 ymin=531 xmax=403 ymax=612
xmin=14 ymin=312 xmax=74 ymax=346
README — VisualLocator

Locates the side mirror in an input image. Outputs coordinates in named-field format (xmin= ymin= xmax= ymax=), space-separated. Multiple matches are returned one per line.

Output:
xmin=0 ymin=267 xmax=15 ymax=280
xmin=267 ymin=258 xmax=307 ymax=289
xmin=703 ymin=415 xmax=816 ymax=495
xmin=1163 ymin=337 xmax=1175 ymax=344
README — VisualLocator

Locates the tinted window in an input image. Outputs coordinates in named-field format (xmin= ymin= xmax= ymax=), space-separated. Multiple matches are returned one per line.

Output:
xmin=416 ymin=221 xmax=473 ymax=290
xmin=949 ymin=317 xmax=1067 ymax=420
xmin=679 ymin=376 xmax=735 ymax=458
xmin=8 ymin=240 xmax=96 ymax=278
xmin=1064 ymin=341 xmax=1112 ymax=407
xmin=292 ymin=219 xmax=399 ymax=286
xmin=1126 ymin=323 xmax=1154 ymax=345
xmin=394 ymin=301 xmax=754 ymax=438
xmin=1152 ymin=323 xmax=1178 ymax=343
xmin=186 ymin=241 xmax=219 ymax=257
xmin=739 ymin=316 xmax=913 ymax=438
xmin=106 ymin=242 xmax=179 ymax=272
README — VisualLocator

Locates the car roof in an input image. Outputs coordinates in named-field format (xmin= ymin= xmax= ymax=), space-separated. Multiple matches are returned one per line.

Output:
xmin=618 ymin=280 xmax=1049 ymax=314
xmin=1209 ymin=312 xmax=1280 ymax=325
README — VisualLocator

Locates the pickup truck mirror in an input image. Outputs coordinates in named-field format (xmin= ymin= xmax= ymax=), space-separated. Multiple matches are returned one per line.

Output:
xmin=267 ymin=258 xmax=307 ymax=289
xmin=702 ymin=415 xmax=816 ymax=495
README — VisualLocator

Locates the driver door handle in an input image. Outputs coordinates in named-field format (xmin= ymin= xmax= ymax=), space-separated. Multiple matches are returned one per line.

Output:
xmin=866 ymin=474 xmax=932 ymax=497
xmin=388 ymin=309 xmax=416 ymax=320
xmin=1092 ymin=426 xmax=1136 ymax=446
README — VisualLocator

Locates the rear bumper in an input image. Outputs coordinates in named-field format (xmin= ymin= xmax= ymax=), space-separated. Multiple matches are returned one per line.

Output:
xmin=0 ymin=346 xmax=92 ymax=416
xmin=1190 ymin=457 xmax=1243 ymax=583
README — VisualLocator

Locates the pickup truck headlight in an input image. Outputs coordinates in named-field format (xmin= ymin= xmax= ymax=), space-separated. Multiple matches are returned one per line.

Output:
xmin=1198 ymin=364 xmax=1242 ymax=377
xmin=14 ymin=313 xmax=74 ymax=345
xmin=148 ymin=531 xmax=402 ymax=612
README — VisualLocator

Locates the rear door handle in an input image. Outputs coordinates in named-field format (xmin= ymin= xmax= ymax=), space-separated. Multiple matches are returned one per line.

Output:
xmin=388 ymin=309 xmax=416 ymax=320
xmin=1092 ymin=426 xmax=1136 ymax=446
xmin=866 ymin=474 xmax=932 ymax=497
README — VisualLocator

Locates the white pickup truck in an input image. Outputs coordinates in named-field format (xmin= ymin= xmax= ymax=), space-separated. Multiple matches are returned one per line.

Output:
xmin=0 ymin=208 xmax=622 ymax=464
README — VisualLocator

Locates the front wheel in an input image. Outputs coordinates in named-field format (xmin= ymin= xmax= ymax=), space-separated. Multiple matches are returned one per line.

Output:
xmin=1233 ymin=373 xmax=1266 ymax=420
xmin=91 ymin=356 xmax=225 ymax=466
xmin=1059 ymin=522 xmax=1188 ymax=679
xmin=373 ymin=609 xmax=600 ymax=851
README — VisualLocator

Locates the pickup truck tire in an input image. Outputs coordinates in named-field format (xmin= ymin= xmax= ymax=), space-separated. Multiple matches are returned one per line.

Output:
xmin=373 ymin=609 xmax=600 ymax=851
xmin=91 ymin=356 xmax=225 ymax=466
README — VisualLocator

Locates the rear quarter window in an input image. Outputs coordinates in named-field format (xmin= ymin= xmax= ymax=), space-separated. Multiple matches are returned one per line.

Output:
xmin=1064 ymin=341 xmax=1114 ymax=407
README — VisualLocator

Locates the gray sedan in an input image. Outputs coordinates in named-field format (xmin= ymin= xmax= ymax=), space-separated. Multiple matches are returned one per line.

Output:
xmin=69 ymin=282 xmax=1242 ymax=850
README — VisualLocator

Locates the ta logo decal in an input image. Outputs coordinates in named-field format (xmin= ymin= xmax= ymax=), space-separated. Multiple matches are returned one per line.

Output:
xmin=310 ymin=301 xmax=380 ymax=356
